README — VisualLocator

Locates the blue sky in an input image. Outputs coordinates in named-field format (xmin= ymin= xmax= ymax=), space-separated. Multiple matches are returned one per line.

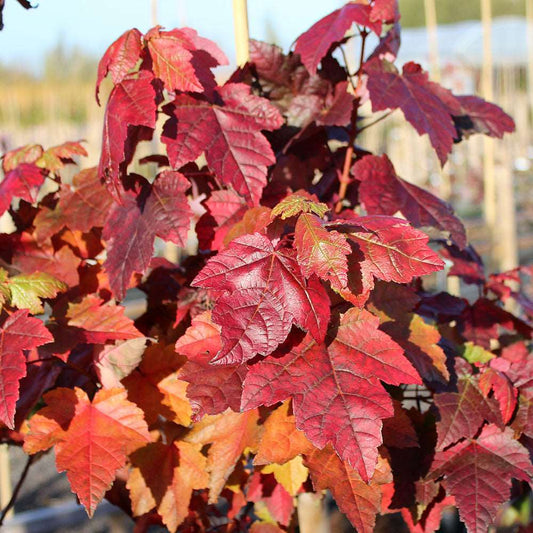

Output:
xmin=0 ymin=0 xmax=345 ymax=71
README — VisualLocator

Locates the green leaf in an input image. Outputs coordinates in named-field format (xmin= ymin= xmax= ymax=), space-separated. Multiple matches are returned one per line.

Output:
xmin=8 ymin=272 xmax=67 ymax=313
xmin=271 ymin=191 xmax=329 ymax=220
xmin=462 ymin=342 xmax=495 ymax=364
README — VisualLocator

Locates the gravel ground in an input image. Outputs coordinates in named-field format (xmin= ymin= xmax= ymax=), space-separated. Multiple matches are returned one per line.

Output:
xmin=5 ymin=446 xmax=134 ymax=532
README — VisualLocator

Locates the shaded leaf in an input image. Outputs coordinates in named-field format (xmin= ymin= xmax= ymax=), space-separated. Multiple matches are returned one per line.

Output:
xmin=353 ymin=155 xmax=466 ymax=248
xmin=305 ymin=446 xmax=391 ymax=533
xmin=429 ymin=425 xmax=533 ymax=533
xmin=0 ymin=310 xmax=53 ymax=428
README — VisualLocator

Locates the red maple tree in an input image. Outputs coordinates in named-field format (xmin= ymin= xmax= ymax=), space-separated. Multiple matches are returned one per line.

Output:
xmin=0 ymin=1 xmax=531 ymax=532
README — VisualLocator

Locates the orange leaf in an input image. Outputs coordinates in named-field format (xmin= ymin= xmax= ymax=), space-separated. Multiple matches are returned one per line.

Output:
xmin=24 ymin=387 xmax=150 ymax=516
xmin=185 ymin=409 xmax=262 ymax=502
xmin=254 ymin=401 xmax=313 ymax=465
xmin=305 ymin=446 xmax=391 ymax=533
xmin=127 ymin=440 xmax=209 ymax=531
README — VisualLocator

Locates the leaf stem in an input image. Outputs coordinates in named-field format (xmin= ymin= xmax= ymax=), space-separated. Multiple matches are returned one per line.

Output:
xmin=335 ymin=30 xmax=368 ymax=213
xmin=357 ymin=110 xmax=395 ymax=134
xmin=0 ymin=454 xmax=35 ymax=526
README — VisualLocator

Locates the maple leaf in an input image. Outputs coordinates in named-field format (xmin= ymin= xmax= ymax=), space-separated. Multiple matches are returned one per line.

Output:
xmin=429 ymin=424 xmax=533 ymax=533
xmin=454 ymin=95 xmax=515 ymax=140
xmin=177 ymin=311 xmax=247 ymax=418
xmin=434 ymin=376 xmax=502 ymax=450
xmin=382 ymin=400 xmax=419 ymax=449
xmin=381 ymin=314 xmax=450 ymax=384
xmin=294 ymin=213 xmax=351 ymax=291
xmin=36 ymin=141 xmax=88 ymax=172
xmin=365 ymin=60 xmax=461 ymax=165
xmin=2 ymin=144 xmax=42 ymax=172
xmin=127 ymin=441 xmax=209 ymax=531
xmin=94 ymin=337 xmax=148 ymax=388
xmin=248 ymin=471 xmax=295 ymax=526
xmin=184 ymin=409 xmax=261 ymax=502
xmin=305 ymin=446 xmax=392 ymax=533
xmin=11 ymin=237 xmax=81 ymax=288
xmin=196 ymin=189 xmax=247 ymax=251
xmin=98 ymin=70 xmax=157 ymax=195
xmin=294 ymin=4 xmax=382 ymax=75
xmin=192 ymin=233 xmax=330 ymax=365
xmin=262 ymin=456 xmax=309 ymax=496
xmin=57 ymin=167 xmax=114 ymax=233
xmin=338 ymin=216 xmax=445 ymax=287
xmin=66 ymin=295 xmax=142 ymax=343
xmin=6 ymin=272 xmax=66 ymax=314
xmin=479 ymin=367 xmax=517 ymax=425
xmin=271 ymin=190 xmax=328 ymax=220
xmin=243 ymin=311 xmax=419 ymax=482
xmin=254 ymin=401 xmax=313 ymax=466
xmin=24 ymin=387 xmax=151 ymax=516
xmin=0 ymin=310 xmax=53 ymax=428
xmin=123 ymin=344 xmax=191 ymax=426
xmin=162 ymin=83 xmax=283 ymax=205
xmin=370 ymin=0 xmax=399 ymax=23
xmin=96 ymin=28 xmax=143 ymax=103
xmin=103 ymin=171 xmax=192 ymax=299
xmin=0 ymin=163 xmax=45 ymax=215
xmin=353 ymin=155 xmax=466 ymax=248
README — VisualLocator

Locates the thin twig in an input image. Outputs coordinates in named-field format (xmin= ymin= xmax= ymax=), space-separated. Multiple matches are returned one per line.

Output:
xmin=357 ymin=110 xmax=395 ymax=134
xmin=0 ymin=454 xmax=35 ymax=526
xmin=335 ymin=30 xmax=369 ymax=213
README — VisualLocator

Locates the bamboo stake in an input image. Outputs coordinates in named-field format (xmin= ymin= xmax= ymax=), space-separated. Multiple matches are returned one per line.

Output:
xmin=151 ymin=0 xmax=158 ymax=26
xmin=526 ymin=0 xmax=533 ymax=124
xmin=297 ymin=493 xmax=330 ymax=533
xmin=481 ymin=0 xmax=496 ymax=265
xmin=0 ymin=445 xmax=13 ymax=519
xmin=424 ymin=0 xmax=441 ymax=82
xmin=232 ymin=0 xmax=250 ymax=66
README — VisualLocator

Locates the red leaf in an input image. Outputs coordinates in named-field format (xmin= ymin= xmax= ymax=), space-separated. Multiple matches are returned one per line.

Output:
xmin=294 ymin=213 xmax=351 ymax=291
xmin=196 ymin=190 xmax=247 ymax=251
xmin=192 ymin=233 xmax=330 ymax=364
xmin=329 ymin=308 xmax=421 ymax=386
xmin=66 ymin=295 xmax=142 ymax=343
xmin=455 ymin=95 xmax=515 ymax=139
xmin=305 ymin=447 xmax=391 ymax=533
xmin=145 ymin=26 xmax=203 ymax=93
xmin=96 ymin=28 xmax=143 ymax=104
xmin=37 ymin=141 xmax=88 ymax=172
xmin=98 ymin=71 xmax=157 ymax=195
xmin=354 ymin=155 xmax=466 ymax=248
xmin=0 ymin=164 xmax=45 ymax=215
xmin=435 ymin=377 xmax=502 ymax=450
xmin=342 ymin=215 xmax=445 ymax=285
xmin=24 ymin=387 xmax=151 ymax=516
xmin=12 ymin=238 xmax=81 ymax=288
xmin=163 ymin=84 xmax=283 ymax=205
xmin=242 ymin=317 xmax=417 ymax=482
xmin=57 ymin=167 xmax=114 ymax=232
xmin=103 ymin=171 xmax=192 ymax=299
xmin=479 ymin=367 xmax=517 ymax=425
xmin=295 ymin=4 xmax=382 ymax=75
xmin=0 ymin=310 xmax=53 ymax=428
xmin=430 ymin=425 xmax=533 ymax=533
xmin=370 ymin=0 xmax=399 ymax=23
xmin=365 ymin=60 xmax=460 ymax=165
xmin=177 ymin=312 xmax=247 ymax=418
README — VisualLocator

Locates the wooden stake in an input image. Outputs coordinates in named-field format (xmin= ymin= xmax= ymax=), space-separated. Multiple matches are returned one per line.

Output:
xmin=481 ymin=0 xmax=496 ymax=263
xmin=297 ymin=493 xmax=330 ymax=533
xmin=0 ymin=445 xmax=13 ymax=520
xmin=151 ymin=0 xmax=158 ymax=27
xmin=232 ymin=0 xmax=250 ymax=66
xmin=526 ymin=0 xmax=533 ymax=124
xmin=424 ymin=0 xmax=441 ymax=82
